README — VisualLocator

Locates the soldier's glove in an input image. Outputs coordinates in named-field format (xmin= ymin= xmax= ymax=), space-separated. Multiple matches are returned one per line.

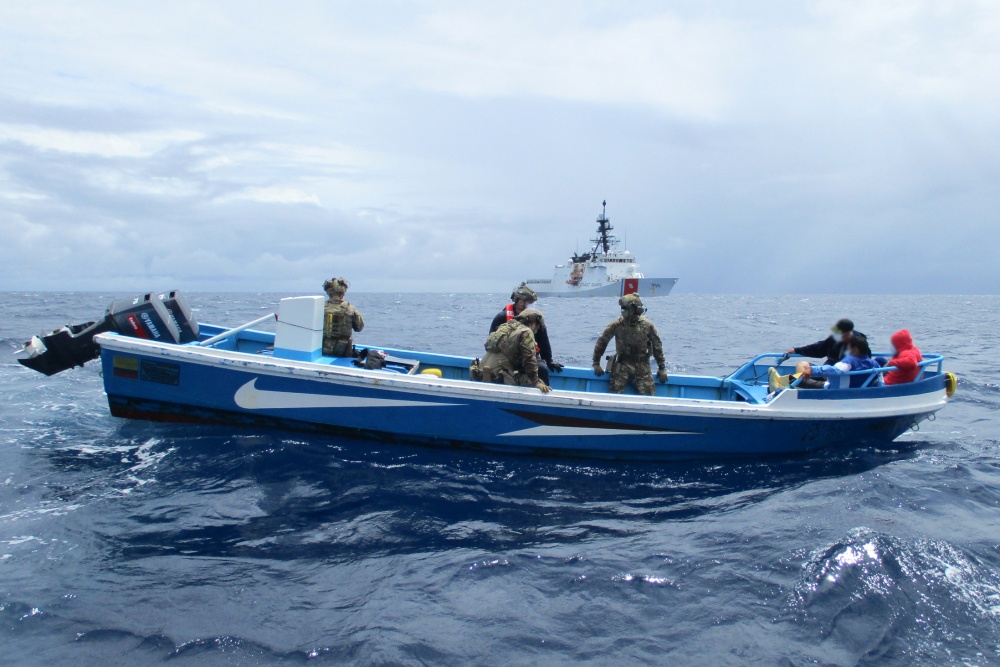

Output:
xmin=657 ymin=368 xmax=668 ymax=384
xmin=549 ymin=362 xmax=564 ymax=373
xmin=592 ymin=363 xmax=604 ymax=376
xmin=536 ymin=381 xmax=552 ymax=394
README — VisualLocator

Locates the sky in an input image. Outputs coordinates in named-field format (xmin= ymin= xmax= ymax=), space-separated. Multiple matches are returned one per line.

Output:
xmin=1 ymin=1 xmax=998 ymax=294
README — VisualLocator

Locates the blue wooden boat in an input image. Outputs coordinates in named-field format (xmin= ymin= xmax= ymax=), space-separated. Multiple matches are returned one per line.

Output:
xmin=17 ymin=292 xmax=955 ymax=460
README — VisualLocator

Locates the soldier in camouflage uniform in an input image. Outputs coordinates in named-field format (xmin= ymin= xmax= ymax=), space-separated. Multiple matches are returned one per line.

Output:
xmin=592 ymin=294 xmax=668 ymax=395
xmin=322 ymin=277 xmax=365 ymax=357
xmin=478 ymin=309 xmax=551 ymax=393
xmin=489 ymin=283 xmax=563 ymax=384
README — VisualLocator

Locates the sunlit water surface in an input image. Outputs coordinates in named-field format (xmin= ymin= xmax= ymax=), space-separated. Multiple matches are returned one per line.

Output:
xmin=1 ymin=292 xmax=998 ymax=665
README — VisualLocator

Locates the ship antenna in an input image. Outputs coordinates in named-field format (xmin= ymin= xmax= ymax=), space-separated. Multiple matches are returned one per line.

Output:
xmin=591 ymin=199 xmax=615 ymax=254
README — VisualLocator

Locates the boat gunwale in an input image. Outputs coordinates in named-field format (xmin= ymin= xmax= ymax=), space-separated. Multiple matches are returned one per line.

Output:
xmin=95 ymin=332 xmax=949 ymax=422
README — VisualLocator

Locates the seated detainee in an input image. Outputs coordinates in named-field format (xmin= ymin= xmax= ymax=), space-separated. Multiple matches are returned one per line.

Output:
xmin=770 ymin=335 xmax=881 ymax=392
xmin=883 ymin=329 xmax=923 ymax=385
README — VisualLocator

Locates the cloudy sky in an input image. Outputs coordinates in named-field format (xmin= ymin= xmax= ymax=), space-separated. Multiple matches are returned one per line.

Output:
xmin=1 ymin=1 xmax=998 ymax=293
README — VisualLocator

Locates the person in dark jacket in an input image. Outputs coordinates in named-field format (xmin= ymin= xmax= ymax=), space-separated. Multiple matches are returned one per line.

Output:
xmin=883 ymin=329 xmax=923 ymax=385
xmin=786 ymin=318 xmax=866 ymax=366
xmin=489 ymin=283 xmax=562 ymax=384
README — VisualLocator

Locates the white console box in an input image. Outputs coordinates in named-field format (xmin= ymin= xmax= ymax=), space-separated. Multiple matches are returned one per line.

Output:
xmin=273 ymin=296 xmax=326 ymax=361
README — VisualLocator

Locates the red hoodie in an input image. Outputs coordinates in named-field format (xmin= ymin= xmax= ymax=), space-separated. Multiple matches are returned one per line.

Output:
xmin=884 ymin=329 xmax=923 ymax=385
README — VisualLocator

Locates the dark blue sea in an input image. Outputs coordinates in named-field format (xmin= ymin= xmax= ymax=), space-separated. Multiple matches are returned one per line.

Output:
xmin=1 ymin=292 xmax=998 ymax=666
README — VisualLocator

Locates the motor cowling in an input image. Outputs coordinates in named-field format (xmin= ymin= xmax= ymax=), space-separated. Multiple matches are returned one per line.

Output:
xmin=18 ymin=290 xmax=199 ymax=376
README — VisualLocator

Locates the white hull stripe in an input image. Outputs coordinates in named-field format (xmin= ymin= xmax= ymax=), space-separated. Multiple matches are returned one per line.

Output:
xmin=499 ymin=425 xmax=696 ymax=438
xmin=234 ymin=379 xmax=462 ymax=410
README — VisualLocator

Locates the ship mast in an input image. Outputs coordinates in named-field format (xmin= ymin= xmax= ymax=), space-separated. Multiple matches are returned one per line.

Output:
xmin=591 ymin=200 xmax=617 ymax=254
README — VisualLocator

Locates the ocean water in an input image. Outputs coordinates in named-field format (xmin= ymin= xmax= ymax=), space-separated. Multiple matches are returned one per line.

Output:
xmin=1 ymin=291 xmax=998 ymax=666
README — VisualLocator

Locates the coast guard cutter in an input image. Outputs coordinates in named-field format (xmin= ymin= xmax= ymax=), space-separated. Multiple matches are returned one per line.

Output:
xmin=525 ymin=201 xmax=678 ymax=298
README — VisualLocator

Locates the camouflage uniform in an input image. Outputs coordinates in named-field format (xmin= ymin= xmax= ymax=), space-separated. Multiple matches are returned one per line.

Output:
xmin=323 ymin=293 xmax=364 ymax=357
xmin=480 ymin=319 xmax=541 ymax=387
xmin=593 ymin=315 xmax=666 ymax=395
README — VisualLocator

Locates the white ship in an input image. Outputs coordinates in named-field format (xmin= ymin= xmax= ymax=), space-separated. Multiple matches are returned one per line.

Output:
xmin=526 ymin=201 xmax=678 ymax=298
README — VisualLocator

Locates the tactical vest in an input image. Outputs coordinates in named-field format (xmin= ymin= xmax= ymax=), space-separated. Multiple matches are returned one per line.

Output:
xmin=483 ymin=322 xmax=528 ymax=374
xmin=504 ymin=304 xmax=540 ymax=354
xmin=615 ymin=319 xmax=652 ymax=362
xmin=325 ymin=302 xmax=353 ymax=340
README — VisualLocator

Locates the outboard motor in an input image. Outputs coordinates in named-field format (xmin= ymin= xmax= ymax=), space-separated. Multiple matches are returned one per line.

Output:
xmin=18 ymin=291 xmax=199 ymax=376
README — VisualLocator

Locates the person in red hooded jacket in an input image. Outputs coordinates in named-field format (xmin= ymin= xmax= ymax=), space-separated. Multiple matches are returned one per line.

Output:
xmin=883 ymin=329 xmax=923 ymax=385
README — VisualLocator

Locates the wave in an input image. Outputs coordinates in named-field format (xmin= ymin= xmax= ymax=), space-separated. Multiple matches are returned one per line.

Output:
xmin=786 ymin=527 xmax=1000 ymax=662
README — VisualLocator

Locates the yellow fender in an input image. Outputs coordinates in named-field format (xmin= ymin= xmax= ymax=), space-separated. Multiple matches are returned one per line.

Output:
xmin=945 ymin=371 xmax=958 ymax=398
xmin=420 ymin=368 xmax=443 ymax=378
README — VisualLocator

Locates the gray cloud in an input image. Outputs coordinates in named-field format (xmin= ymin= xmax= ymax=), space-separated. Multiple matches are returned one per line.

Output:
xmin=1 ymin=1 xmax=998 ymax=294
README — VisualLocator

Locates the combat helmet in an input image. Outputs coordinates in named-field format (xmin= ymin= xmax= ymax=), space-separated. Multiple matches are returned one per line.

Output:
xmin=323 ymin=277 xmax=349 ymax=296
xmin=511 ymin=282 xmax=538 ymax=303
xmin=515 ymin=308 xmax=545 ymax=327
xmin=619 ymin=293 xmax=645 ymax=316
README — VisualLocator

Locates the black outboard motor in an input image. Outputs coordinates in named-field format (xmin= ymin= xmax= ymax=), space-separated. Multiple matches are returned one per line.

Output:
xmin=18 ymin=291 xmax=200 ymax=376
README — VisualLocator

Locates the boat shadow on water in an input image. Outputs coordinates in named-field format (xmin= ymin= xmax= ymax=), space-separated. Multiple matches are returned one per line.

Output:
xmin=36 ymin=422 xmax=938 ymax=564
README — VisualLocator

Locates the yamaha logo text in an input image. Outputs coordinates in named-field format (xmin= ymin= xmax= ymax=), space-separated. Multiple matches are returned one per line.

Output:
xmin=140 ymin=312 xmax=162 ymax=339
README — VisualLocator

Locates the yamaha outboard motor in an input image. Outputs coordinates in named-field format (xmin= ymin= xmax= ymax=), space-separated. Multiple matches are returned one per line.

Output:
xmin=18 ymin=291 xmax=200 ymax=376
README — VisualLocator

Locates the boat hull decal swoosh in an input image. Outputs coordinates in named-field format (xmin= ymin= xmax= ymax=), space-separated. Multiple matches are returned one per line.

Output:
xmin=501 ymin=409 xmax=698 ymax=437
xmin=499 ymin=425 xmax=694 ymax=437
xmin=234 ymin=378 xmax=461 ymax=410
